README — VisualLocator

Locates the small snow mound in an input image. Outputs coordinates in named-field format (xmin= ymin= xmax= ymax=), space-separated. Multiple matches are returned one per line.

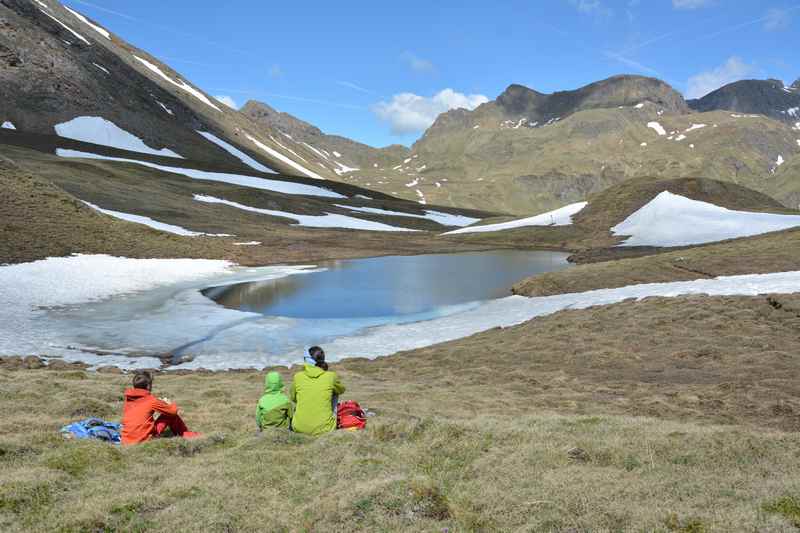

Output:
xmin=634 ymin=103 xmax=645 ymax=109
xmin=443 ymin=202 xmax=588 ymax=235
xmin=685 ymin=123 xmax=706 ymax=132
xmin=647 ymin=122 xmax=666 ymax=136
xmin=612 ymin=191 xmax=800 ymax=247
xmin=2 ymin=121 xmax=16 ymax=130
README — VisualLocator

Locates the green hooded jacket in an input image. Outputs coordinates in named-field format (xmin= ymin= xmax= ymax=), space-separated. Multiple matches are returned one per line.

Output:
xmin=289 ymin=364 xmax=346 ymax=436
xmin=256 ymin=372 xmax=293 ymax=430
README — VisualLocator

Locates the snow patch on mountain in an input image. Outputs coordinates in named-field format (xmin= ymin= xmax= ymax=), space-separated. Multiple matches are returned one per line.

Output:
xmin=196 ymin=131 xmax=273 ymax=173
xmin=39 ymin=9 xmax=90 ymax=45
xmin=92 ymin=63 xmax=109 ymax=75
xmin=647 ymin=122 xmax=666 ymax=136
xmin=335 ymin=204 xmax=480 ymax=227
xmin=55 ymin=117 xmax=183 ymax=157
xmin=443 ymin=202 xmax=587 ymax=235
xmin=56 ymin=149 xmax=344 ymax=198
xmin=612 ymin=191 xmax=800 ymax=247
xmin=245 ymin=134 xmax=327 ymax=181
xmin=133 ymin=55 xmax=221 ymax=112
xmin=2 ymin=121 xmax=15 ymax=130
xmin=82 ymin=201 xmax=204 ymax=236
xmin=64 ymin=6 xmax=110 ymax=40
xmin=194 ymin=195 xmax=417 ymax=232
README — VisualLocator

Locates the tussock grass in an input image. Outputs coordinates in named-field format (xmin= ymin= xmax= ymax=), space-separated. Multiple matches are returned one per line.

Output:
xmin=3 ymin=363 xmax=800 ymax=532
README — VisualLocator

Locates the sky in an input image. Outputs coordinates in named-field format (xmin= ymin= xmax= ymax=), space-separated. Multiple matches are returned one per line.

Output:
xmin=64 ymin=0 xmax=799 ymax=148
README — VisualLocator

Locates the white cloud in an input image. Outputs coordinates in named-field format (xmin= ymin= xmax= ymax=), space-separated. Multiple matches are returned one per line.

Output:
xmin=672 ymin=0 xmax=714 ymax=9
xmin=401 ymin=51 xmax=435 ymax=74
xmin=214 ymin=95 xmax=238 ymax=109
xmin=373 ymin=89 xmax=489 ymax=135
xmin=685 ymin=57 xmax=757 ymax=99
xmin=568 ymin=0 xmax=613 ymax=17
xmin=764 ymin=8 xmax=791 ymax=31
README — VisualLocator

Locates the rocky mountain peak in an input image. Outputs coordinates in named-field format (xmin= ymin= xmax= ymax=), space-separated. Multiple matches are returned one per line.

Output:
xmin=792 ymin=78 xmax=800 ymax=90
xmin=240 ymin=100 xmax=322 ymax=138
xmin=496 ymin=84 xmax=546 ymax=115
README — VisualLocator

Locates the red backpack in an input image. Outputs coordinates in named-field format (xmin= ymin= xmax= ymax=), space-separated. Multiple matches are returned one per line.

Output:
xmin=337 ymin=400 xmax=366 ymax=430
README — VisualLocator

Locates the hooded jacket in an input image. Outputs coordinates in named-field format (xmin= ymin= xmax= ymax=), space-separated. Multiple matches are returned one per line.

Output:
xmin=256 ymin=372 xmax=293 ymax=430
xmin=121 ymin=388 xmax=179 ymax=445
xmin=289 ymin=364 xmax=346 ymax=436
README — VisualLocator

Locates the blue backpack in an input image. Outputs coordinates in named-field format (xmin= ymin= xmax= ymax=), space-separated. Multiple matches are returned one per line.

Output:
xmin=61 ymin=418 xmax=122 ymax=444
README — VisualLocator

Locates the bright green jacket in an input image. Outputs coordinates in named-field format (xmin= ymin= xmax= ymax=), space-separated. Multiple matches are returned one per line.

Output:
xmin=289 ymin=364 xmax=345 ymax=436
xmin=256 ymin=372 xmax=293 ymax=430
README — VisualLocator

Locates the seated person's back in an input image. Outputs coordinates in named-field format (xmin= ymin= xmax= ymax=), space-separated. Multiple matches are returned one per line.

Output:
xmin=290 ymin=347 xmax=345 ymax=436
xmin=256 ymin=371 xmax=293 ymax=430
xmin=121 ymin=371 xmax=198 ymax=445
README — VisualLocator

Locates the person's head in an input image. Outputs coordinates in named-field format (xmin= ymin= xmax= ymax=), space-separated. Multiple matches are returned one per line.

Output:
xmin=131 ymin=370 xmax=153 ymax=391
xmin=266 ymin=371 xmax=284 ymax=392
xmin=308 ymin=346 xmax=328 ymax=371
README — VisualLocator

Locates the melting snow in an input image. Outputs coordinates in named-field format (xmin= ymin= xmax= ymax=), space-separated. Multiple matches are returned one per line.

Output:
xmin=634 ymin=103 xmax=645 ymax=109
xmin=92 ymin=63 xmax=109 ymax=75
xmin=64 ymin=6 xmax=110 ymax=39
xmin=473 ymin=124 xmax=480 ymax=129
xmin=685 ymin=123 xmax=706 ymax=132
xmin=156 ymin=101 xmax=174 ymax=115
xmin=133 ymin=55 xmax=221 ymax=112
xmin=333 ymin=162 xmax=359 ymax=176
xmin=55 ymin=116 xmax=183 ymax=157
xmin=269 ymin=135 xmax=307 ymax=162
xmin=333 ymin=151 xmax=341 ymax=158
xmin=233 ymin=241 xmax=261 ymax=246
xmin=56 ymin=149 xmax=344 ymax=198
xmin=647 ymin=122 xmax=666 ymax=136
xmin=2 ymin=121 xmax=15 ymax=130
xmin=334 ymin=205 xmax=479 ymax=227
xmin=443 ymin=202 xmax=587 ymax=235
xmin=82 ymin=201 xmax=204 ymax=236
xmin=39 ymin=9 xmax=90 ymax=45
xmin=9 ymin=257 xmax=800 ymax=369
xmin=197 ymin=131 xmax=273 ymax=173
xmin=405 ymin=178 xmax=419 ymax=187
xmin=245 ymin=134 xmax=327 ymax=181
xmin=612 ymin=191 xmax=800 ymax=247
xmin=786 ymin=107 xmax=799 ymax=118
xmin=640 ymin=142 xmax=647 ymax=147
xmin=777 ymin=155 xmax=785 ymax=166
xmin=674 ymin=134 xmax=687 ymax=141
xmin=194 ymin=195 xmax=416 ymax=232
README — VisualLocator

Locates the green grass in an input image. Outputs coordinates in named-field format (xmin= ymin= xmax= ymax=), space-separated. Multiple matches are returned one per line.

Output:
xmin=3 ymin=368 xmax=800 ymax=532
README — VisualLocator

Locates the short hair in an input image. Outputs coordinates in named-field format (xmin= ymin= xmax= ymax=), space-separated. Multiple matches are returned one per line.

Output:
xmin=132 ymin=370 xmax=153 ymax=391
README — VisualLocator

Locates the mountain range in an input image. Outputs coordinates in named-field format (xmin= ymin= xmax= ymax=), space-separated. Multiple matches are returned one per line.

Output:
xmin=1 ymin=0 xmax=799 ymax=225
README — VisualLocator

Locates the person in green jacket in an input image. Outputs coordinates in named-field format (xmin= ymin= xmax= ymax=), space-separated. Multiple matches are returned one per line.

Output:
xmin=289 ymin=346 xmax=345 ymax=436
xmin=256 ymin=371 xmax=293 ymax=430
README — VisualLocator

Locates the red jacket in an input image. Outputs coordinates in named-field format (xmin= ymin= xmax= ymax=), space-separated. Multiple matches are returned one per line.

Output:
xmin=121 ymin=388 xmax=178 ymax=445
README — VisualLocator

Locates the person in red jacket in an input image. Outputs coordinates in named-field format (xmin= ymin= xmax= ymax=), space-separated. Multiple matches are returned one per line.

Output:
xmin=121 ymin=370 xmax=200 ymax=445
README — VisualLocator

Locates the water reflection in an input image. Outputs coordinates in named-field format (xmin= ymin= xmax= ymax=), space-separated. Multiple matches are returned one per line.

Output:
xmin=203 ymin=250 xmax=571 ymax=319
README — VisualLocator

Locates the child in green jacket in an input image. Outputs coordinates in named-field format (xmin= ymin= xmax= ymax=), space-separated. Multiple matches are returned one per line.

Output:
xmin=256 ymin=371 xmax=293 ymax=430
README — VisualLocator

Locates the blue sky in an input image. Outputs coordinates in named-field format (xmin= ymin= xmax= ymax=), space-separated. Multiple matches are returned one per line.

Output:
xmin=65 ymin=0 xmax=798 ymax=147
